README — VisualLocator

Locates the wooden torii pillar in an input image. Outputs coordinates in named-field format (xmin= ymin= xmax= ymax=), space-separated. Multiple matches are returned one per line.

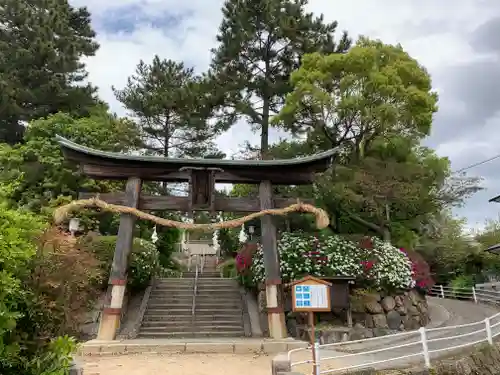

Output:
xmin=56 ymin=135 xmax=336 ymax=340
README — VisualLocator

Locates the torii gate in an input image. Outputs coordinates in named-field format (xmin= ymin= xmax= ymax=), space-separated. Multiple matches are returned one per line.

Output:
xmin=56 ymin=135 xmax=336 ymax=340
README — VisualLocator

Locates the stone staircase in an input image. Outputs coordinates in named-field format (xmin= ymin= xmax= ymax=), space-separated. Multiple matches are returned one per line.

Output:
xmin=139 ymin=256 xmax=246 ymax=338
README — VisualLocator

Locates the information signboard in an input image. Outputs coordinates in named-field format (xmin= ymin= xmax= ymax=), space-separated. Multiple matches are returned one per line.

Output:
xmin=290 ymin=276 xmax=331 ymax=313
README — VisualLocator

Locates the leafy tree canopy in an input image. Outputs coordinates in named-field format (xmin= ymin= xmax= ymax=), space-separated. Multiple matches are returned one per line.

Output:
xmin=275 ymin=37 xmax=438 ymax=159
xmin=0 ymin=0 xmax=100 ymax=144
xmin=114 ymin=56 xmax=226 ymax=158
xmin=210 ymin=0 xmax=350 ymax=157
xmin=0 ymin=107 xmax=140 ymax=211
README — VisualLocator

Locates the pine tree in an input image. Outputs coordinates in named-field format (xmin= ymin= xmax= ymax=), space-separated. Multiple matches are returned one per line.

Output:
xmin=114 ymin=56 xmax=225 ymax=158
xmin=210 ymin=0 xmax=351 ymax=158
xmin=0 ymin=0 xmax=100 ymax=144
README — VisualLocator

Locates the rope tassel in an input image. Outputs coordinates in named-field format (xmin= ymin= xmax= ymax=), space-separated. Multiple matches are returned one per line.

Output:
xmin=53 ymin=197 xmax=330 ymax=230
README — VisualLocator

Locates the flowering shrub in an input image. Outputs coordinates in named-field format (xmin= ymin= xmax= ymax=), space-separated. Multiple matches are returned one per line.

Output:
xmin=235 ymin=243 xmax=257 ymax=274
xmin=128 ymin=238 xmax=161 ymax=290
xmin=251 ymin=232 xmax=414 ymax=291
xmin=405 ymin=249 xmax=435 ymax=292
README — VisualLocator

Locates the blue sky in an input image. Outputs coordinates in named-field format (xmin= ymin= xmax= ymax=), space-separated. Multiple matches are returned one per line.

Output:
xmin=93 ymin=5 xmax=189 ymax=35
xmin=71 ymin=0 xmax=500 ymax=229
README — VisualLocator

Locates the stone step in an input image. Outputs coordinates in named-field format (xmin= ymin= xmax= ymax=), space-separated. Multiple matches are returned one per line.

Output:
xmin=150 ymin=290 xmax=194 ymax=295
xmin=155 ymin=279 xmax=194 ymax=284
xmin=143 ymin=314 xmax=193 ymax=322
xmin=149 ymin=294 xmax=240 ymax=302
xmin=155 ymin=281 xmax=194 ymax=285
xmin=196 ymin=284 xmax=237 ymax=288
xmin=196 ymin=295 xmax=241 ymax=301
xmin=152 ymin=288 xmax=239 ymax=294
xmin=196 ymin=288 xmax=239 ymax=293
xmin=196 ymin=284 xmax=240 ymax=293
xmin=149 ymin=294 xmax=193 ymax=299
xmin=144 ymin=314 xmax=243 ymax=322
xmin=149 ymin=295 xmax=240 ymax=302
xmin=194 ymin=324 xmax=244 ymax=331
xmin=152 ymin=286 xmax=194 ymax=291
xmin=138 ymin=330 xmax=246 ymax=338
xmin=195 ymin=302 xmax=242 ymax=308
xmin=195 ymin=315 xmax=243 ymax=322
xmin=147 ymin=300 xmax=192 ymax=306
xmin=195 ymin=294 xmax=240 ymax=300
xmin=148 ymin=302 xmax=242 ymax=310
xmin=148 ymin=303 xmax=193 ymax=309
xmin=147 ymin=300 xmax=240 ymax=307
xmin=141 ymin=320 xmax=192 ymax=328
xmin=141 ymin=321 xmax=243 ymax=330
xmin=156 ymin=279 xmax=194 ymax=284
xmin=195 ymin=290 xmax=240 ymax=295
xmin=154 ymin=283 xmax=194 ymax=289
xmin=194 ymin=323 xmax=243 ymax=330
xmin=182 ymin=272 xmax=220 ymax=277
xmin=153 ymin=287 xmax=194 ymax=292
xmin=148 ymin=297 xmax=193 ymax=303
xmin=195 ymin=308 xmax=243 ymax=314
xmin=145 ymin=308 xmax=191 ymax=314
xmin=140 ymin=326 xmax=194 ymax=333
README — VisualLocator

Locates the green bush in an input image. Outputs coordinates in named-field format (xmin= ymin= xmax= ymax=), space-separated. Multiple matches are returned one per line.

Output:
xmin=81 ymin=235 xmax=161 ymax=290
xmin=0 ymin=207 xmax=77 ymax=375
xmin=218 ymin=258 xmax=237 ymax=278
xmin=450 ymin=275 xmax=475 ymax=296
xmin=219 ymin=228 xmax=239 ymax=257
xmin=156 ymin=227 xmax=180 ymax=268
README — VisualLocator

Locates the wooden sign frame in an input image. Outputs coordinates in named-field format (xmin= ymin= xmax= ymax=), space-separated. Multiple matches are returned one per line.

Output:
xmin=290 ymin=275 xmax=332 ymax=313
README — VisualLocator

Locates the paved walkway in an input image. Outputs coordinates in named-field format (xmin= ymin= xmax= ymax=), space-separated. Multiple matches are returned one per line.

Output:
xmin=82 ymin=353 xmax=275 ymax=375
xmin=81 ymin=298 xmax=499 ymax=375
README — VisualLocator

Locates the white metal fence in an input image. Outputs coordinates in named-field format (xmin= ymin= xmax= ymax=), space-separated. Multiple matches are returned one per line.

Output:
xmin=287 ymin=285 xmax=500 ymax=374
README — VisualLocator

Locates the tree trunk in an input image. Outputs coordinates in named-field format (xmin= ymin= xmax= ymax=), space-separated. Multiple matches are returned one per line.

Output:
xmin=261 ymin=56 xmax=271 ymax=160
xmin=162 ymin=118 xmax=170 ymax=193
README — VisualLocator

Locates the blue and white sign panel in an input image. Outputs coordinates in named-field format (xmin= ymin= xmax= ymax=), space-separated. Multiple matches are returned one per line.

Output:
xmin=294 ymin=284 xmax=329 ymax=310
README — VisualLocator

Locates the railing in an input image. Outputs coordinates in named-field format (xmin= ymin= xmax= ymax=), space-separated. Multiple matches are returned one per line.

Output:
xmin=287 ymin=285 xmax=500 ymax=374
xmin=201 ymin=248 xmax=205 ymax=275
xmin=428 ymin=284 xmax=500 ymax=305
xmin=191 ymin=256 xmax=199 ymax=319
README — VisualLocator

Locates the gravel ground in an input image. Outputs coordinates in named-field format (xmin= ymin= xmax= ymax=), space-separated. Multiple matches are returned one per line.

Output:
xmin=82 ymin=353 xmax=293 ymax=375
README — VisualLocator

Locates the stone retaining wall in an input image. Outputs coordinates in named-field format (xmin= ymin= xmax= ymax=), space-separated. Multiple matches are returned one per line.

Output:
xmin=348 ymin=289 xmax=429 ymax=340
xmin=280 ymin=288 xmax=429 ymax=343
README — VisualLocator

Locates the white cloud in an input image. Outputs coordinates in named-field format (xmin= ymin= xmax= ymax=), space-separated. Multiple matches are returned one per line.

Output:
xmin=73 ymin=0 xmax=500 ymax=226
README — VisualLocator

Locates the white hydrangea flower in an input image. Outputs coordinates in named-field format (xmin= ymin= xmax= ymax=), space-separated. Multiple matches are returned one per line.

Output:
xmin=251 ymin=233 xmax=414 ymax=291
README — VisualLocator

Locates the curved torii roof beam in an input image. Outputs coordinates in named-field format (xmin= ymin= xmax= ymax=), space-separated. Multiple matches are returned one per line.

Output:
xmin=56 ymin=135 xmax=337 ymax=185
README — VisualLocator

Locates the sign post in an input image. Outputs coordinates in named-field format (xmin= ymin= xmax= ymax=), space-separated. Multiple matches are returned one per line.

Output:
xmin=290 ymin=276 xmax=332 ymax=375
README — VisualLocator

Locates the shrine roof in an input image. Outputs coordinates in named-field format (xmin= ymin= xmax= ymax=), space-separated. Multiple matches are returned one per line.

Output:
xmin=56 ymin=135 xmax=337 ymax=184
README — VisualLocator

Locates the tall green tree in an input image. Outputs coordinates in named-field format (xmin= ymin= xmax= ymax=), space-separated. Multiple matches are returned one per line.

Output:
xmin=275 ymin=37 xmax=438 ymax=159
xmin=114 ymin=56 xmax=225 ymax=158
xmin=0 ymin=0 xmax=100 ymax=144
xmin=0 ymin=107 xmax=140 ymax=211
xmin=210 ymin=0 xmax=350 ymax=158
xmin=272 ymin=37 xmax=470 ymax=241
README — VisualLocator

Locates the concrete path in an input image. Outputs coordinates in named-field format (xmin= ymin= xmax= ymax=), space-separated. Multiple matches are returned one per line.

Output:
xmin=80 ymin=337 xmax=307 ymax=356
xmin=291 ymin=297 xmax=500 ymax=374
xmin=82 ymin=353 xmax=275 ymax=375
